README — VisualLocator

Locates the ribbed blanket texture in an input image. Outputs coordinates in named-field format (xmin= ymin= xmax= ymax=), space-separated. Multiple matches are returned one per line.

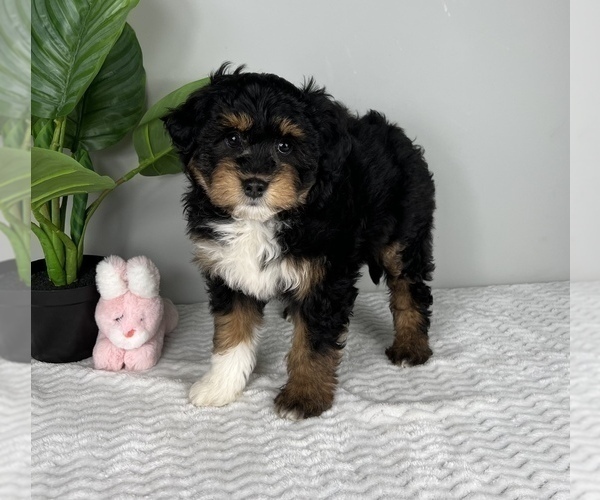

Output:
xmin=25 ymin=282 xmax=575 ymax=499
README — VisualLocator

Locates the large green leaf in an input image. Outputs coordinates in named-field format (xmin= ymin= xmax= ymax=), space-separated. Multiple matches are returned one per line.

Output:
xmin=31 ymin=0 xmax=139 ymax=119
xmin=31 ymin=147 xmax=115 ymax=210
xmin=66 ymin=23 xmax=146 ymax=152
xmin=0 ymin=147 xmax=30 ymax=208
xmin=133 ymin=77 xmax=210 ymax=176
xmin=0 ymin=0 xmax=30 ymax=119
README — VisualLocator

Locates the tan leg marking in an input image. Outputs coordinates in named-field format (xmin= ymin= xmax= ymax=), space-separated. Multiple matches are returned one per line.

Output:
xmin=213 ymin=299 xmax=263 ymax=354
xmin=381 ymin=243 xmax=431 ymax=366
xmin=275 ymin=313 xmax=341 ymax=419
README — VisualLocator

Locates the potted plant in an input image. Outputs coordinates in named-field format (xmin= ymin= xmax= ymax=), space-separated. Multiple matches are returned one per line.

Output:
xmin=30 ymin=0 xmax=210 ymax=362
xmin=30 ymin=0 xmax=145 ymax=362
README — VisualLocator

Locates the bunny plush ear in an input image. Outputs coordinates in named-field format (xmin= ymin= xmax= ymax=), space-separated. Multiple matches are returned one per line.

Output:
xmin=96 ymin=255 xmax=128 ymax=299
xmin=127 ymin=256 xmax=160 ymax=298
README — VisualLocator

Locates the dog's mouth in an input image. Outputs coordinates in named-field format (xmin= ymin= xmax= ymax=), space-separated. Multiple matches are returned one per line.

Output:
xmin=232 ymin=200 xmax=277 ymax=222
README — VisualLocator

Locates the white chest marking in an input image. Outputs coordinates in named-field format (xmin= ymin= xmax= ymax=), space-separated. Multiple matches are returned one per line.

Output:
xmin=194 ymin=219 xmax=304 ymax=300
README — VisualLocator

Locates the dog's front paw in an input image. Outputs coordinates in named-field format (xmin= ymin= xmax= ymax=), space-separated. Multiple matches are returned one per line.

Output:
xmin=189 ymin=374 xmax=242 ymax=407
xmin=274 ymin=386 xmax=333 ymax=420
xmin=386 ymin=338 xmax=432 ymax=367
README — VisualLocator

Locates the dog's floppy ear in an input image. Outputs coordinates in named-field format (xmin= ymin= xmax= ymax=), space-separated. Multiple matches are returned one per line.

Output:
xmin=303 ymin=79 xmax=352 ymax=208
xmin=162 ymin=63 xmax=246 ymax=165
xmin=162 ymin=88 xmax=212 ymax=166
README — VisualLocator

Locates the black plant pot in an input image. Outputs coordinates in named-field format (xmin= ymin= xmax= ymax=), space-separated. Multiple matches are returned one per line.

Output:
xmin=31 ymin=255 xmax=103 ymax=363
xmin=0 ymin=260 xmax=31 ymax=363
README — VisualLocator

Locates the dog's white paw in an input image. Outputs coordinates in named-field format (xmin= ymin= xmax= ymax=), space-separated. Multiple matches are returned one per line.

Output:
xmin=189 ymin=343 xmax=257 ymax=408
xmin=189 ymin=375 xmax=241 ymax=407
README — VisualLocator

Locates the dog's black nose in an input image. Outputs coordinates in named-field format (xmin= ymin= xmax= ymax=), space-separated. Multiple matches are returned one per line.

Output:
xmin=243 ymin=179 xmax=268 ymax=199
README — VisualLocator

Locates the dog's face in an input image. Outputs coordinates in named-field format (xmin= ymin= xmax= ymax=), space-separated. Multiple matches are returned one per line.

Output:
xmin=163 ymin=66 xmax=351 ymax=221
xmin=187 ymin=100 xmax=317 ymax=221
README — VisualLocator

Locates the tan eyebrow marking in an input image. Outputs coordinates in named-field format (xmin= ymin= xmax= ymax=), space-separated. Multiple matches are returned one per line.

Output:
xmin=220 ymin=112 xmax=253 ymax=131
xmin=278 ymin=117 xmax=305 ymax=138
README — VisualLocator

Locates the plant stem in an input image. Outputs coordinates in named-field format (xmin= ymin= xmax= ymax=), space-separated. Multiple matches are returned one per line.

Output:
xmin=47 ymin=116 xmax=68 ymax=269
xmin=33 ymin=209 xmax=78 ymax=285
xmin=31 ymin=222 xmax=66 ymax=286
xmin=59 ymin=116 xmax=67 ymax=150
xmin=51 ymin=198 xmax=65 ymax=266
xmin=50 ymin=116 xmax=65 ymax=152
xmin=39 ymin=204 xmax=53 ymax=238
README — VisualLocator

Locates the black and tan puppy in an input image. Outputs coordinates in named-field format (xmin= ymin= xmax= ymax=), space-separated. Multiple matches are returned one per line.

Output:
xmin=163 ymin=64 xmax=435 ymax=419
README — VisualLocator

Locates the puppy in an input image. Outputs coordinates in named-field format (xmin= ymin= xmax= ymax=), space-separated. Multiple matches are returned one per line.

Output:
xmin=163 ymin=64 xmax=435 ymax=419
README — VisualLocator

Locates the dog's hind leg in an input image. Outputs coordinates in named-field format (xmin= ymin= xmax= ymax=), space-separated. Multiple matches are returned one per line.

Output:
xmin=189 ymin=278 xmax=265 ymax=407
xmin=381 ymin=241 xmax=433 ymax=366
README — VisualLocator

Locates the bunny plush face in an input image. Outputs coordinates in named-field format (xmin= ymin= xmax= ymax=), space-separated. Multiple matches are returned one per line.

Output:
xmin=95 ymin=256 xmax=164 ymax=350
xmin=95 ymin=294 xmax=164 ymax=350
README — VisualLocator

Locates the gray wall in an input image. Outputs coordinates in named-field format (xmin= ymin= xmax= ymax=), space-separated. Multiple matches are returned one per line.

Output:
xmin=571 ymin=0 xmax=600 ymax=281
xmin=30 ymin=0 xmax=571 ymax=303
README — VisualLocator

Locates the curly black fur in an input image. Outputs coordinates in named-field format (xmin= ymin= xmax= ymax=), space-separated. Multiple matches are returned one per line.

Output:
xmin=163 ymin=63 xmax=436 ymax=418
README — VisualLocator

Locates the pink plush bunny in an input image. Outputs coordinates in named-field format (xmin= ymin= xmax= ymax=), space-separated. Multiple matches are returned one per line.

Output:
xmin=92 ymin=255 xmax=179 ymax=371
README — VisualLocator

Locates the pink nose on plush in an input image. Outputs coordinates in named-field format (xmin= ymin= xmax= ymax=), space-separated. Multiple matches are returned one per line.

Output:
xmin=125 ymin=329 xmax=135 ymax=338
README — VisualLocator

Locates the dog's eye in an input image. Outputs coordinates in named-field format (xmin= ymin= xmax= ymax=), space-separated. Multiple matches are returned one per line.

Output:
xmin=115 ymin=315 xmax=124 ymax=322
xmin=225 ymin=132 xmax=241 ymax=148
xmin=277 ymin=141 xmax=292 ymax=155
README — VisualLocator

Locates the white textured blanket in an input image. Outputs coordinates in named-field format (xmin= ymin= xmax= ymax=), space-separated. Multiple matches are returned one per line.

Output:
xmin=571 ymin=282 xmax=600 ymax=499
xmin=30 ymin=283 xmax=571 ymax=499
